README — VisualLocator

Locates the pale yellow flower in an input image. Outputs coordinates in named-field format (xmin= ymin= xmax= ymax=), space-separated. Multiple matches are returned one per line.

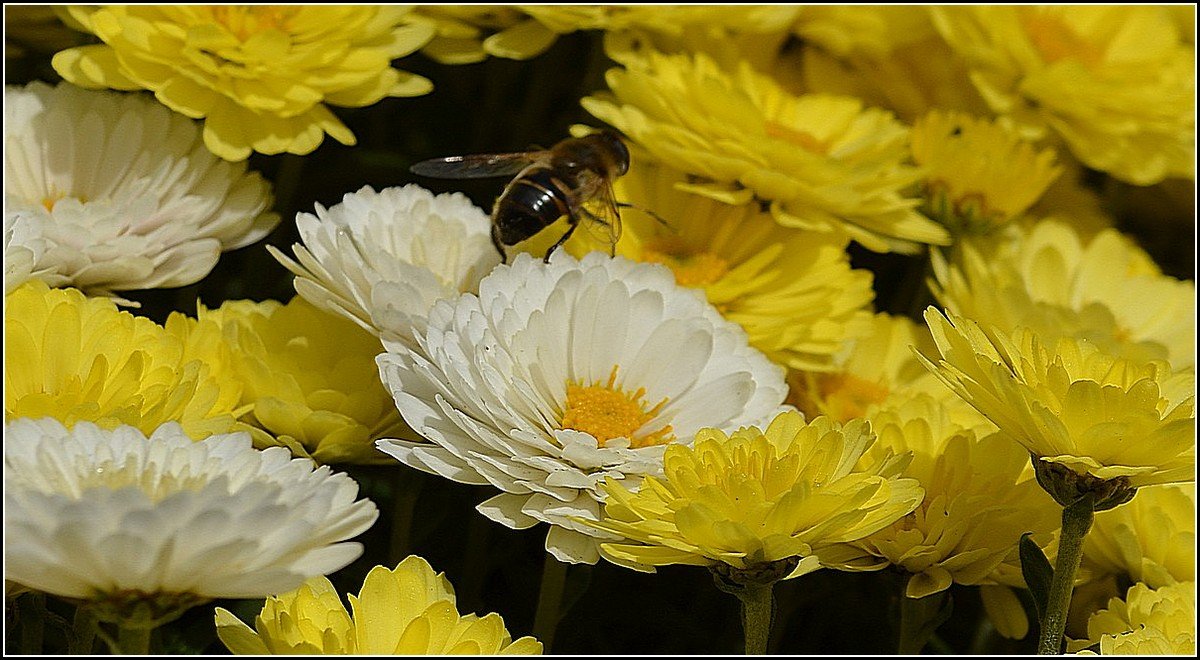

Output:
xmin=931 ymin=220 xmax=1196 ymax=371
xmin=1084 ymin=484 xmax=1195 ymax=589
xmin=787 ymin=313 xmax=990 ymax=433
xmin=215 ymin=556 xmax=541 ymax=655
xmin=931 ymin=6 xmax=1195 ymax=185
xmin=196 ymin=297 xmax=414 ymax=465
xmin=852 ymin=395 xmax=1059 ymax=598
xmin=1067 ymin=582 xmax=1196 ymax=655
xmin=911 ymin=110 xmax=1062 ymax=234
xmin=919 ymin=308 xmax=1195 ymax=495
xmin=535 ymin=160 xmax=874 ymax=372
xmin=52 ymin=6 xmax=435 ymax=160
xmin=582 ymin=46 xmax=948 ymax=253
xmin=586 ymin=411 xmax=924 ymax=576
xmin=4 ymin=280 xmax=246 ymax=440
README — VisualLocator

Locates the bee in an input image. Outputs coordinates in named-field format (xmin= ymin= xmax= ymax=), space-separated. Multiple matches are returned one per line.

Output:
xmin=409 ymin=131 xmax=631 ymax=263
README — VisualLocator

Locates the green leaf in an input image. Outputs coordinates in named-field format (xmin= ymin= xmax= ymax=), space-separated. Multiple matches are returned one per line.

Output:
xmin=1020 ymin=532 xmax=1054 ymax=621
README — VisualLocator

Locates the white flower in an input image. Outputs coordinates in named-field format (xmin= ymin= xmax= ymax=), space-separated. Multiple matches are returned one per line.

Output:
xmin=3 ymin=210 xmax=48 ymax=294
xmin=4 ymin=418 xmax=378 ymax=620
xmin=3 ymin=82 xmax=278 ymax=299
xmin=376 ymin=252 xmax=789 ymax=564
xmin=269 ymin=184 xmax=501 ymax=347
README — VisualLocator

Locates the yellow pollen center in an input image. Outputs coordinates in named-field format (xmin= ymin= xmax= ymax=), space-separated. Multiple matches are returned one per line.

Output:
xmin=209 ymin=6 xmax=296 ymax=40
xmin=641 ymin=242 xmax=730 ymax=288
xmin=1022 ymin=13 xmax=1103 ymax=69
xmin=764 ymin=121 xmax=830 ymax=154
xmin=560 ymin=366 xmax=673 ymax=448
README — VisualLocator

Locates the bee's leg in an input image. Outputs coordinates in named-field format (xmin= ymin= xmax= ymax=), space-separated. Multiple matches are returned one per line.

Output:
xmin=616 ymin=201 xmax=673 ymax=230
xmin=491 ymin=223 xmax=508 ymax=264
xmin=544 ymin=216 xmax=580 ymax=263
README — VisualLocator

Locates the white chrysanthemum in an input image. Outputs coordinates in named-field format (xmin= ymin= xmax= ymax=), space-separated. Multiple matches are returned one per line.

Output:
xmin=3 ymin=82 xmax=278 ymax=299
xmin=269 ymin=185 xmax=501 ymax=347
xmin=376 ymin=252 xmax=789 ymax=564
xmin=3 ymin=210 xmax=49 ymax=294
xmin=4 ymin=418 xmax=378 ymax=623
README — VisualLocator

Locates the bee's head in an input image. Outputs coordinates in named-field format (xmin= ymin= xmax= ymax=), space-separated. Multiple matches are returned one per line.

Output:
xmin=598 ymin=130 xmax=630 ymax=176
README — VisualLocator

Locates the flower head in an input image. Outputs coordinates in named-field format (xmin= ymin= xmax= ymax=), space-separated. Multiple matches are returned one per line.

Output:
xmin=52 ymin=6 xmax=435 ymax=160
xmin=4 ymin=82 xmax=277 ymax=298
xmin=851 ymin=395 xmax=1059 ymax=598
xmin=215 ymin=555 xmax=541 ymax=654
xmin=918 ymin=308 xmax=1195 ymax=497
xmin=585 ymin=411 xmax=923 ymax=575
xmin=5 ymin=280 xmax=246 ymax=440
xmin=270 ymin=185 xmax=500 ymax=349
xmin=582 ymin=46 xmax=948 ymax=253
xmin=4 ymin=418 xmax=378 ymax=624
xmin=376 ymin=252 xmax=788 ymax=563
xmin=1084 ymin=484 xmax=1195 ymax=589
xmin=931 ymin=220 xmax=1196 ymax=371
xmin=931 ymin=6 xmax=1194 ymax=185
xmin=911 ymin=110 xmax=1061 ymax=233
xmin=197 ymin=297 xmax=414 ymax=465
xmin=541 ymin=160 xmax=875 ymax=372
xmin=1068 ymin=582 xmax=1196 ymax=655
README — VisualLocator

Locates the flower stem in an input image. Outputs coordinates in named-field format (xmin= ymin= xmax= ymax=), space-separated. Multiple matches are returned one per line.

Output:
xmin=387 ymin=469 xmax=422 ymax=566
xmin=116 ymin=623 xmax=152 ymax=655
xmin=1037 ymin=494 xmax=1095 ymax=654
xmin=532 ymin=554 xmax=569 ymax=652
xmin=897 ymin=590 xmax=950 ymax=654
xmin=70 ymin=606 xmax=97 ymax=654
xmin=734 ymin=583 xmax=775 ymax=655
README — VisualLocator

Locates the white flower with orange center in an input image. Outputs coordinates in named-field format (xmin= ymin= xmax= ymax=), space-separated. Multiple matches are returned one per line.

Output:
xmin=376 ymin=252 xmax=789 ymax=564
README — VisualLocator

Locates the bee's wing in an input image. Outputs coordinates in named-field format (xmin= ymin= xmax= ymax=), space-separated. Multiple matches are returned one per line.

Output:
xmin=577 ymin=176 xmax=623 ymax=253
xmin=409 ymin=150 xmax=551 ymax=179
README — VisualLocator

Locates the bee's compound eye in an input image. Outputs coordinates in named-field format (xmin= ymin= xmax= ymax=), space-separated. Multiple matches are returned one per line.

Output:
xmin=604 ymin=132 xmax=630 ymax=175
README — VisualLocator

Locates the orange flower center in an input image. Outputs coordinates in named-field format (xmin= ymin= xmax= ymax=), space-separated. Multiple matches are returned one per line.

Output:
xmin=209 ymin=6 xmax=297 ymax=40
xmin=641 ymin=241 xmax=730 ymax=288
xmin=560 ymin=366 xmax=673 ymax=448
xmin=1022 ymin=13 xmax=1104 ymax=69
xmin=764 ymin=121 xmax=830 ymax=154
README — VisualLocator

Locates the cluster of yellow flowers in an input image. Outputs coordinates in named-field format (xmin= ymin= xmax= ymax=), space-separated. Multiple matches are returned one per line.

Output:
xmin=3 ymin=4 xmax=1194 ymax=657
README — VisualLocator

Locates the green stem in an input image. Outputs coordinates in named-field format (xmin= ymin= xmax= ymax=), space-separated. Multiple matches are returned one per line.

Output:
xmin=116 ymin=623 xmax=152 ymax=655
xmin=70 ymin=606 xmax=98 ymax=654
xmin=1037 ymin=494 xmax=1095 ymax=655
xmin=18 ymin=592 xmax=46 ymax=654
xmin=387 ymin=469 xmax=422 ymax=566
xmin=898 ymin=590 xmax=948 ymax=654
xmin=531 ymin=554 xmax=569 ymax=652
xmin=733 ymin=583 xmax=775 ymax=655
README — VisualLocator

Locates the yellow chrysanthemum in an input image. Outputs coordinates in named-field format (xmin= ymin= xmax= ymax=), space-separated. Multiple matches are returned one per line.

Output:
xmin=787 ymin=312 xmax=990 ymax=432
xmin=215 ymin=555 xmax=542 ymax=655
xmin=911 ymin=111 xmax=1062 ymax=234
xmin=52 ymin=6 xmax=435 ymax=161
xmin=1084 ymin=484 xmax=1195 ymax=589
xmin=931 ymin=220 xmax=1197 ymax=371
xmin=582 ymin=46 xmax=948 ymax=254
xmin=1067 ymin=582 xmax=1196 ymax=655
xmin=851 ymin=395 xmax=1059 ymax=598
xmin=919 ymin=308 xmax=1195 ymax=497
xmin=931 ymin=6 xmax=1195 ymax=185
xmin=791 ymin=5 xmax=937 ymax=60
xmin=4 ymin=280 xmax=246 ymax=439
xmin=196 ymin=297 xmax=414 ymax=465
xmin=531 ymin=160 xmax=874 ymax=372
xmin=585 ymin=411 xmax=924 ymax=576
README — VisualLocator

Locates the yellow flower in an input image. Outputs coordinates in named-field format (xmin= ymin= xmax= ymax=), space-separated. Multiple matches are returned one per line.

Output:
xmin=911 ymin=111 xmax=1062 ymax=234
xmin=4 ymin=280 xmax=246 ymax=439
xmin=585 ymin=411 xmax=923 ymax=576
xmin=582 ymin=46 xmax=949 ymax=253
xmin=852 ymin=395 xmax=1060 ymax=598
xmin=197 ymin=297 xmax=414 ymax=465
xmin=215 ymin=555 xmax=542 ymax=655
xmin=792 ymin=5 xmax=937 ymax=59
xmin=537 ymin=160 xmax=874 ymax=372
xmin=1084 ymin=484 xmax=1195 ymax=588
xmin=1067 ymin=582 xmax=1196 ymax=655
xmin=919 ymin=308 xmax=1195 ymax=496
xmin=52 ymin=6 xmax=435 ymax=161
xmin=931 ymin=220 xmax=1197 ymax=371
xmin=931 ymin=6 xmax=1195 ymax=185
xmin=787 ymin=313 xmax=989 ymax=432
